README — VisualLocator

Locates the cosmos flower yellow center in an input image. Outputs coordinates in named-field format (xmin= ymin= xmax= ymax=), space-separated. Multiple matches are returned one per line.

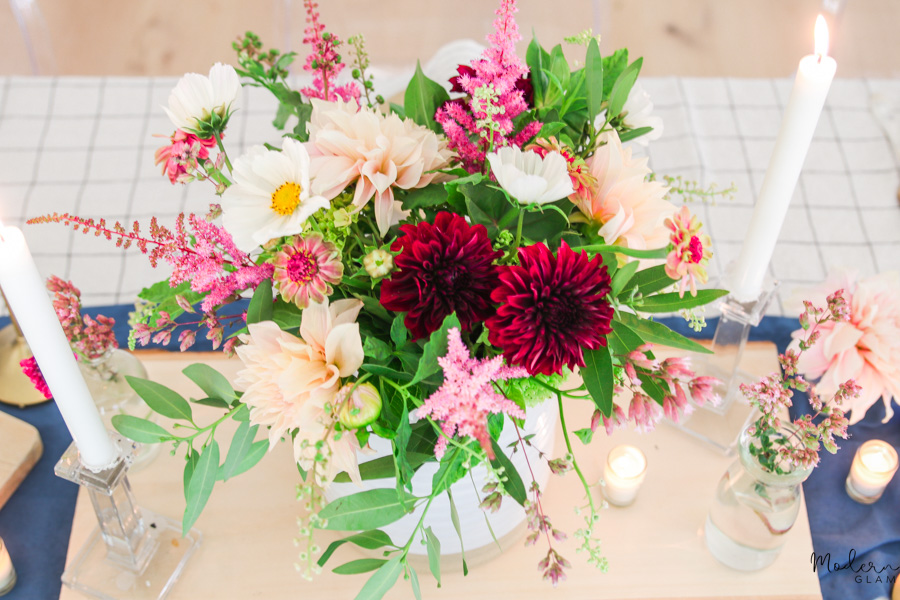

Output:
xmin=270 ymin=182 xmax=303 ymax=216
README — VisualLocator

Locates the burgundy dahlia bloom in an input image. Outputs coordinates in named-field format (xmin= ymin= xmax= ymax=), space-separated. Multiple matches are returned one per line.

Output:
xmin=487 ymin=242 xmax=614 ymax=376
xmin=380 ymin=212 xmax=502 ymax=340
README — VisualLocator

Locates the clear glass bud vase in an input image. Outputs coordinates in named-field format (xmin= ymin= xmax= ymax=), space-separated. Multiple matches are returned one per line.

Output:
xmin=78 ymin=348 xmax=159 ymax=469
xmin=704 ymin=426 xmax=813 ymax=571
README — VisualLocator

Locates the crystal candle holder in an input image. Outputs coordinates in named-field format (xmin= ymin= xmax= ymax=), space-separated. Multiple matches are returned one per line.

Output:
xmin=845 ymin=440 xmax=899 ymax=504
xmin=54 ymin=432 xmax=200 ymax=600
xmin=0 ymin=536 xmax=16 ymax=596
xmin=674 ymin=277 xmax=780 ymax=455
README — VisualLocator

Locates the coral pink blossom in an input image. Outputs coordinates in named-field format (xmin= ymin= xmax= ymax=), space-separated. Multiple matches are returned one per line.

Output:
xmin=664 ymin=206 xmax=712 ymax=297
xmin=20 ymin=356 xmax=52 ymax=399
xmin=573 ymin=130 xmax=674 ymax=251
xmin=271 ymin=233 xmax=343 ymax=308
xmin=154 ymin=130 xmax=216 ymax=184
xmin=418 ymin=328 xmax=527 ymax=459
xmin=305 ymin=99 xmax=453 ymax=235
xmin=792 ymin=271 xmax=900 ymax=424
xmin=234 ymin=298 xmax=365 ymax=485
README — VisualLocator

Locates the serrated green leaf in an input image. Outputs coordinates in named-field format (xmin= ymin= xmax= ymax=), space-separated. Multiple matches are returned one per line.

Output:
xmin=636 ymin=289 xmax=729 ymax=313
xmin=424 ymin=526 xmax=441 ymax=587
xmin=582 ymin=347 xmax=614 ymax=417
xmin=111 ymin=414 xmax=171 ymax=444
xmin=489 ymin=439 xmax=527 ymax=506
xmin=246 ymin=280 xmax=273 ymax=324
xmin=333 ymin=558 xmax=388 ymax=575
xmin=404 ymin=61 xmax=450 ymax=132
xmin=183 ymin=440 xmax=219 ymax=536
xmin=319 ymin=488 xmax=417 ymax=531
xmin=354 ymin=556 xmax=403 ymax=600
xmin=182 ymin=363 xmax=236 ymax=402
xmin=318 ymin=530 xmax=395 ymax=568
xmin=125 ymin=377 xmax=193 ymax=422
xmin=616 ymin=311 xmax=712 ymax=354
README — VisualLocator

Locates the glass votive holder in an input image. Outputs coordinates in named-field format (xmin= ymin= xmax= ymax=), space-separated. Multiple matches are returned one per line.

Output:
xmin=845 ymin=440 xmax=899 ymax=505
xmin=0 ymin=536 xmax=16 ymax=596
xmin=602 ymin=445 xmax=647 ymax=507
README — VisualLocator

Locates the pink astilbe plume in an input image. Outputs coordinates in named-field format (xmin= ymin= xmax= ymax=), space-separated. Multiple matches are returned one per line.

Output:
xmin=300 ymin=0 xmax=360 ymax=102
xmin=418 ymin=327 xmax=527 ymax=459
xmin=435 ymin=0 xmax=541 ymax=172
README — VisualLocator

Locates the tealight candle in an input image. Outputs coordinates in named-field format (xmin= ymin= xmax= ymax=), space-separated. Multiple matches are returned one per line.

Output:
xmin=845 ymin=440 xmax=898 ymax=504
xmin=602 ymin=445 xmax=647 ymax=507
xmin=0 ymin=537 xmax=16 ymax=596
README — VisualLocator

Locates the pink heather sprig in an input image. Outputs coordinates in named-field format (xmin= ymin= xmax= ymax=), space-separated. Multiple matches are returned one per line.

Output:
xmin=299 ymin=0 xmax=360 ymax=102
xmin=741 ymin=289 xmax=859 ymax=473
xmin=597 ymin=345 xmax=719 ymax=434
xmin=19 ymin=356 xmax=52 ymax=399
xmin=435 ymin=0 xmax=541 ymax=172
xmin=46 ymin=276 xmax=117 ymax=361
xmin=417 ymin=327 xmax=527 ymax=459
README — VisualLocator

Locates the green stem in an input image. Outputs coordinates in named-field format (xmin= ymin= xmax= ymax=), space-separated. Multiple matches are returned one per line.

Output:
xmin=213 ymin=131 xmax=233 ymax=173
xmin=556 ymin=392 xmax=598 ymax=516
xmin=512 ymin=210 xmax=525 ymax=257
xmin=175 ymin=404 xmax=243 ymax=443
xmin=400 ymin=446 xmax=463 ymax=554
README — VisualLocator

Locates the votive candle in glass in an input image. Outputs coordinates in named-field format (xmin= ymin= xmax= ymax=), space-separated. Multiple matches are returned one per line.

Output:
xmin=0 ymin=536 xmax=16 ymax=596
xmin=845 ymin=440 xmax=898 ymax=504
xmin=603 ymin=445 xmax=647 ymax=507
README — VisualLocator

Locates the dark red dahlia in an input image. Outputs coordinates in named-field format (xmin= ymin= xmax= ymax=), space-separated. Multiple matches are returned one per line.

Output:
xmin=487 ymin=242 xmax=613 ymax=376
xmin=380 ymin=212 xmax=502 ymax=340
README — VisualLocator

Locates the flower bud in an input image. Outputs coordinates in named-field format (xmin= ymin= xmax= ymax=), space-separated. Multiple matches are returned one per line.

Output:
xmin=363 ymin=249 xmax=393 ymax=279
xmin=337 ymin=382 xmax=382 ymax=429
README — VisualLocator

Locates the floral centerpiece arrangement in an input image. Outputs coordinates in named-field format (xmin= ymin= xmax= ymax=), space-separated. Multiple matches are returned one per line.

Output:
xmin=31 ymin=0 xmax=730 ymax=595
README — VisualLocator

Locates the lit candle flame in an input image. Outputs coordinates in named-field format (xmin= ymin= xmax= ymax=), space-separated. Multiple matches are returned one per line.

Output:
xmin=815 ymin=14 xmax=829 ymax=57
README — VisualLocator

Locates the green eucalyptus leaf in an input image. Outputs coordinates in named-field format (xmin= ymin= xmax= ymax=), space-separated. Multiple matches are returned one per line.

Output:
xmin=489 ymin=439 xmax=527 ymax=506
xmin=333 ymin=558 xmax=388 ymax=575
xmin=610 ymin=260 xmax=640 ymax=297
xmin=111 ymin=414 xmax=171 ymax=444
xmin=318 ymin=530 xmax=396 ymax=568
xmin=182 ymin=363 xmax=236 ymax=403
xmin=615 ymin=312 xmax=712 ymax=354
xmin=618 ymin=126 xmax=654 ymax=143
xmin=354 ymin=556 xmax=403 ymax=600
xmin=183 ymin=440 xmax=219 ymax=536
xmin=218 ymin=419 xmax=260 ymax=481
xmin=447 ymin=489 xmax=468 ymax=576
xmin=581 ymin=347 xmax=614 ymax=417
xmin=618 ymin=265 xmax=675 ymax=298
xmin=424 ymin=526 xmax=441 ymax=586
xmin=636 ymin=289 xmax=729 ymax=313
xmin=125 ymin=377 xmax=193 ymax=422
xmin=190 ymin=397 xmax=231 ymax=409
xmin=183 ymin=447 xmax=199 ymax=501
xmin=318 ymin=488 xmax=417 ymax=531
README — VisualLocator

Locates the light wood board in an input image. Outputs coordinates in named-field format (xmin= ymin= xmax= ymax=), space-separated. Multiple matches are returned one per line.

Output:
xmin=0 ymin=410 xmax=42 ymax=510
xmin=59 ymin=343 xmax=822 ymax=599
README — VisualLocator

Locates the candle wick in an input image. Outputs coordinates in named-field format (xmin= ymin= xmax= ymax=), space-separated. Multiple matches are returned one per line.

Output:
xmin=816 ymin=54 xmax=823 ymax=64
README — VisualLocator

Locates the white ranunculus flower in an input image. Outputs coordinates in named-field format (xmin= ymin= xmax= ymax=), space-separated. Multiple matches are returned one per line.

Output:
xmin=164 ymin=63 xmax=241 ymax=133
xmin=487 ymin=146 xmax=574 ymax=205
xmin=221 ymin=138 xmax=329 ymax=252
xmin=595 ymin=81 xmax=664 ymax=147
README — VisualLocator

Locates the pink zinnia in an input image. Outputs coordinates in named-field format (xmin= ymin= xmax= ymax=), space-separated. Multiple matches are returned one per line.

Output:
xmin=271 ymin=234 xmax=343 ymax=308
xmin=154 ymin=129 xmax=216 ymax=184
xmin=487 ymin=242 xmax=613 ymax=376
xmin=664 ymin=206 xmax=712 ymax=297
xmin=20 ymin=356 xmax=52 ymax=399
xmin=380 ymin=212 xmax=502 ymax=340
xmin=417 ymin=328 xmax=527 ymax=459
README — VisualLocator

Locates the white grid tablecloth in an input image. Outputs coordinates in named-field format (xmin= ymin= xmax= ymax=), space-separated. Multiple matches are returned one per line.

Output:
xmin=0 ymin=75 xmax=898 ymax=317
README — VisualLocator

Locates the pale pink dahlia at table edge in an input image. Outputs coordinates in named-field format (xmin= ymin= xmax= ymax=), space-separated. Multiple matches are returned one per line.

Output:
xmin=271 ymin=233 xmax=343 ymax=308
xmin=234 ymin=298 xmax=365 ymax=484
xmin=221 ymin=137 xmax=329 ymax=252
xmin=791 ymin=270 xmax=900 ymax=424
xmin=305 ymin=98 xmax=454 ymax=236
xmin=572 ymin=130 xmax=674 ymax=250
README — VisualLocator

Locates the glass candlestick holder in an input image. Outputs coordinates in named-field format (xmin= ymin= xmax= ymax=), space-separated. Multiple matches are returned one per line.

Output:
xmin=674 ymin=279 xmax=780 ymax=455
xmin=54 ymin=433 xmax=200 ymax=600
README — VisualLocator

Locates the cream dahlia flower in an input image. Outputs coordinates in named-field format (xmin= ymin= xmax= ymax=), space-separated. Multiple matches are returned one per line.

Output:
xmin=221 ymin=137 xmax=329 ymax=253
xmin=305 ymin=99 xmax=453 ymax=236
xmin=792 ymin=270 xmax=900 ymax=424
xmin=487 ymin=146 xmax=574 ymax=205
xmin=164 ymin=63 xmax=241 ymax=134
xmin=574 ymin=130 xmax=674 ymax=250
xmin=595 ymin=82 xmax=664 ymax=147
xmin=234 ymin=298 xmax=366 ymax=485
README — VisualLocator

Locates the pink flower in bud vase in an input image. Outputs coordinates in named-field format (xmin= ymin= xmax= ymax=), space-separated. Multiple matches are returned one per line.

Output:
xmin=664 ymin=206 xmax=713 ymax=297
xmin=20 ymin=356 xmax=52 ymax=399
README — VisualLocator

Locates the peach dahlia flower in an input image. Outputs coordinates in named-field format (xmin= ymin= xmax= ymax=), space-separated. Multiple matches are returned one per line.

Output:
xmin=234 ymin=298 xmax=365 ymax=484
xmin=573 ymin=130 xmax=674 ymax=251
xmin=792 ymin=270 xmax=900 ymax=424
xmin=305 ymin=99 xmax=453 ymax=236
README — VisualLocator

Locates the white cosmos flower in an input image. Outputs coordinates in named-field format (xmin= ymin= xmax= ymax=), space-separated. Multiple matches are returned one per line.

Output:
xmin=164 ymin=63 xmax=241 ymax=133
xmin=594 ymin=82 xmax=664 ymax=147
xmin=221 ymin=138 xmax=329 ymax=252
xmin=487 ymin=146 xmax=574 ymax=205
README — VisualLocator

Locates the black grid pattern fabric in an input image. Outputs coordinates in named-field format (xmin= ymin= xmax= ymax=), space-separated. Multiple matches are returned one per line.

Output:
xmin=0 ymin=76 xmax=898 ymax=316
